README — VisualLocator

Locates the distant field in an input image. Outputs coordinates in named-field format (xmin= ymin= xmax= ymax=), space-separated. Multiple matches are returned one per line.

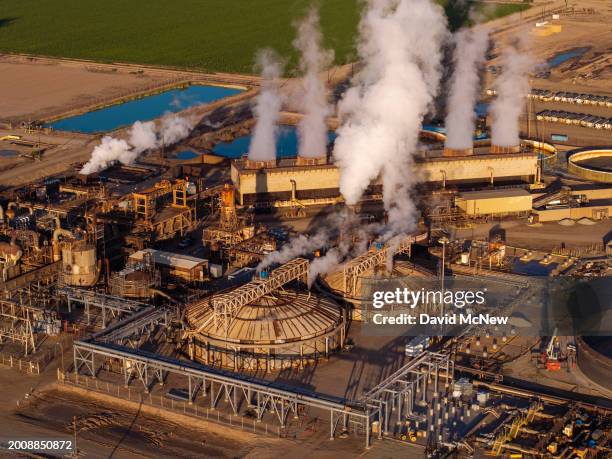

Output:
xmin=0 ymin=0 xmax=530 ymax=74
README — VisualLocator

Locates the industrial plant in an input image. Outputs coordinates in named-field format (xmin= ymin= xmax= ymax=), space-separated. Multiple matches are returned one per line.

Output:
xmin=0 ymin=1 xmax=610 ymax=458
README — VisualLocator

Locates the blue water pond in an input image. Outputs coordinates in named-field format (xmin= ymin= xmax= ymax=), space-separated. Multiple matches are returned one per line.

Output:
xmin=175 ymin=150 xmax=201 ymax=160
xmin=512 ymin=259 xmax=558 ymax=276
xmin=213 ymin=125 xmax=337 ymax=158
xmin=547 ymin=47 xmax=589 ymax=68
xmin=48 ymin=85 xmax=243 ymax=134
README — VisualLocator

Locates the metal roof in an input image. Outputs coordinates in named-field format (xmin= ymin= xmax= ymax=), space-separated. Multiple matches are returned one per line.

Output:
xmin=129 ymin=248 xmax=207 ymax=271
xmin=457 ymin=188 xmax=532 ymax=200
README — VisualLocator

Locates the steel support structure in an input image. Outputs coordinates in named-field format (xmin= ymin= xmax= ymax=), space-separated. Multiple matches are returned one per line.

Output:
xmin=188 ymin=258 xmax=309 ymax=334
xmin=360 ymin=352 xmax=454 ymax=440
xmin=0 ymin=299 xmax=39 ymax=355
xmin=60 ymin=286 xmax=149 ymax=327
xmin=343 ymin=233 xmax=427 ymax=297
xmin=72 ymin=340 xmax=370 ymax=445
xmin=97 ymin=307 xmax=171 ymax=348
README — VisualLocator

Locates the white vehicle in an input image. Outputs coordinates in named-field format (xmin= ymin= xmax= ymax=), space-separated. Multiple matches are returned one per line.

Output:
xmin=405 ymin=336 xmax=430 ymax=357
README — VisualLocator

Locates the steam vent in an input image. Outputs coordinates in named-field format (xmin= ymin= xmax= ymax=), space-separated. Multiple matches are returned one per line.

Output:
xmin=184 ymin=258 xmax=345 ymax=371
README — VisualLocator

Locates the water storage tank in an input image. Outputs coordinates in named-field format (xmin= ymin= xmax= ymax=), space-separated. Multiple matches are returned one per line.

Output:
xmin=61 ymin=241 xmax=99 ymax=287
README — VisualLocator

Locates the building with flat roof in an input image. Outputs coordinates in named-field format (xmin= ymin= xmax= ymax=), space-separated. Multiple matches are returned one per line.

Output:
xmin=129 ymin=248 xmax=208 ymax=282
xmin=455 ymin=188 xmax=533 ymax=217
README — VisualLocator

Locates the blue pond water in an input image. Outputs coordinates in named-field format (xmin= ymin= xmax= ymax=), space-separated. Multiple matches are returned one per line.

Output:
xmin=0 ymin=150 xmax=18 ymax=157
xmin=175 ymin=150 xmax=200 ymax=160
xmin=512 ymin=259 xmax=558 ymax=276
xmin=547 ymin=47 xmax=589 ymax=68
xmin=48 ymin=85 xmax=243 ymax=134
xmin=213 ymin=125 xmax=337 ymax=158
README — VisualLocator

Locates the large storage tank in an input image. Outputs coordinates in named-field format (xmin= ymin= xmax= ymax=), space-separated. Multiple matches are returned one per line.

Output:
xmin=185 ymin=289 xmax=345 ymax=371
xmin=60 ymin=241 xmax=100 ymax=287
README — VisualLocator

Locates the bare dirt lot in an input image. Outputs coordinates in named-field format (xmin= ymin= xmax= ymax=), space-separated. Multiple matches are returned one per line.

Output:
xmin=489 ymin=0 xmax=612 ymax=96
xmin=0 ymin=58 xmax=174 ymax=123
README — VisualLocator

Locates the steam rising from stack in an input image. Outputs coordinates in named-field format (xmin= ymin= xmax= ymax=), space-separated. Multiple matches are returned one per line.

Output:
xmin=259 ymin=0 xmax=449 ymax=280
xmin=333 ymin=0 xmax=448 ymax=235
xmin=490 ymin=40 xmax=533 ymax=149
xmin=444 ymin=27 xmax=488 ymax=152
xmin=80 ymin=115 xmax=194 ymax=175
xmin=293 ymin=7 xmax=334 ymax=158
xmin=247 ymin=50 xmax=284 ymax=161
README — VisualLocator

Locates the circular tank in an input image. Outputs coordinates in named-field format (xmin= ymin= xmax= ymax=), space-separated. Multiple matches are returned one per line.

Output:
xmin=108 ymin=268 xmax=160 ymax=298
xmin=186 ymin=289 xmax=345 ymax=371
xmin=319 ymin=259 xmax=434 ymax=321
xmin=61 ymin=241 xmax=99 ymax=287
xmin=577 ymin=336 xmax=612 ymax=389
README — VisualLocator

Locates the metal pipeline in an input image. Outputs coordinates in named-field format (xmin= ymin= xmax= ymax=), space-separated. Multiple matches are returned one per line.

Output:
xmin=52 ymin=217 xmax=73 ymax=262
xmin=149 ymin=288 xmax=179 ymax=304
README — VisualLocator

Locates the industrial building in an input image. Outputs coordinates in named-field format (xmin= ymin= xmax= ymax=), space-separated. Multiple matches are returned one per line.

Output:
xmin=231 ymin=149 xmax=539 ymax=207
xmin=455 ymin=188 xmax=533 ymax=217
xmin=129 ymin=248 xmax=208 ymax=283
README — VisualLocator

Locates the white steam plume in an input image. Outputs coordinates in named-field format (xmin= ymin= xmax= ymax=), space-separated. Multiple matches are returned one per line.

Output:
xmin=129 ymin=121 xmax=158 ymax=153
xmin=80 ymin=115 xmax=194 ymax=175
xmin=490 ymin=41 xmax=533 ymax=147
xmin=248 ymin=49 xmax=284 ymax=161
xmin=444 ymin=27 xmax=488 ymax=150
xmin=160 ymin=114 xmax=194 ymax=145
xmin=80 ymin=137 xmax=132 ymax=175
xmin=333 ymin=0 xmax=448 ymax=235
xmin=293 ymin=6 xmax=334 ymax=158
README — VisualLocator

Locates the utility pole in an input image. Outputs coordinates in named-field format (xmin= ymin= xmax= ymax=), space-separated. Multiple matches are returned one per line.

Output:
xmin=439 ymin=236 xmax=449 ymax=320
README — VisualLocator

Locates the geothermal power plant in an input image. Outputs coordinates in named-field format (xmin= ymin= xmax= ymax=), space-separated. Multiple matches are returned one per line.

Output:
xmin=0 ymin=1 xmax=610 ymax=458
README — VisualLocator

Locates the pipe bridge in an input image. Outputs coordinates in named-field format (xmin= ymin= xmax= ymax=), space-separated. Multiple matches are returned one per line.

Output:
xmin=72 ymin=339 xmax=371 ymax=445
xmin=343 ymin=233 xmax=427 ymax=296
xmin=60 ymin=286 xmax=149 ymax=328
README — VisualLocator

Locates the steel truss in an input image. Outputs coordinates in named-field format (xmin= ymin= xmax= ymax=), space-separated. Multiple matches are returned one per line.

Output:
xmin=72 ymin=340 xmax=371 ymax=445
xmin=96 ymin=307 xmax=172 ymax=348
xmin=188 ymin=258 xmax=309 ymax=334
xmin=343 ymin=233 xmax=427 ymax=297
xmin=360 ymin=352 xmax=454 ymax=439
xmin=0 ymin=299 xmax=39 ymax=355
xmin=60 ymin=286 xmax=149 ymax=327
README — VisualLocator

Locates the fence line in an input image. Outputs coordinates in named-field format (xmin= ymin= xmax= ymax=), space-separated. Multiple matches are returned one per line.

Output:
xmin=0 ymin=353 xmax=40 ymax=375
xmin=57 ymin=372 xmax=318 ymax=440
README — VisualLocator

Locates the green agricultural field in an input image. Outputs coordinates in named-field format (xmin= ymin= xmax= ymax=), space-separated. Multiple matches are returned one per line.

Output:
xmin=0 ymin=0 xmax=530 ymax=74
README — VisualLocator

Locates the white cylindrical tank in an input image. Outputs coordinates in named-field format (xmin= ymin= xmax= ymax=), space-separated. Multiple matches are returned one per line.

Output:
xmin=61 ymin=241 xmax=99 ymax=287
